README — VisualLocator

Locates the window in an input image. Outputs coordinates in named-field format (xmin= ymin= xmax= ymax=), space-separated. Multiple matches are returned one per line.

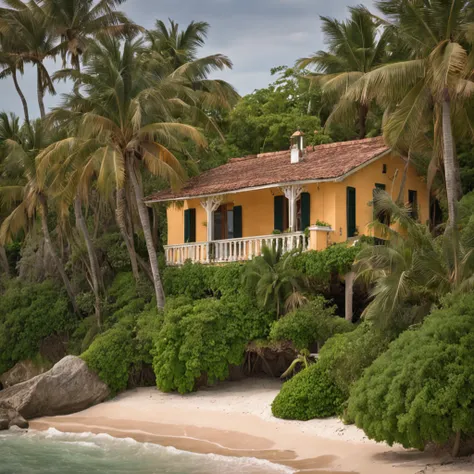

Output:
xmin=382 ymin=164 xmax=387 ymax=174
xmin=274 ymin=196 xmax=289 ymax=231
xmin=346 ymin=187 xmax=356 ymax=237
xmin=213 ymin=204 xmax=233 ymax=240
xmin=373 ymin=183 xmax=389 ymax=224
xmin=184 ymin=208 xmax=196 ymax=243
xmin=213 ymin=204 xmax=243 ymax=240
xmin=408 ymin=190 xmax=418 ymax=220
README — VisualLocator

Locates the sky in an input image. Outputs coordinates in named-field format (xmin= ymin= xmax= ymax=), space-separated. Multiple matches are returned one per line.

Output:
xmin=0 ymin=0 xmax=373 ymax=119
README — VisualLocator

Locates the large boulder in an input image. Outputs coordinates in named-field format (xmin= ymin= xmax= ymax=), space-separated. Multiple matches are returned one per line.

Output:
xmin=0 ymin=356 xmax=109 ymax=421
xmin=0 ymin=360 xmax=50 ymax=389
xmin=0 ymin=402 xmax=28 ymax=430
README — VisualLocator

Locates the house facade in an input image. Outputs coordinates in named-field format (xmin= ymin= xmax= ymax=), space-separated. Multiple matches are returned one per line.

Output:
xmin=146 ymin=135 xmax=429 ymax=265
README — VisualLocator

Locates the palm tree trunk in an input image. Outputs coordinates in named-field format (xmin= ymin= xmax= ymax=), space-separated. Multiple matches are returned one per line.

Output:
xmin=358 ymin=104 xmax=368 ymax=139
xmin=36 ymin=65 xmax=46 ymax=120
xmin=74 ymin=195 xmax=102 ymax=327
xmin=115 ymin=186 xmax=140 ymax=281
xmin=452 ymin=430 xmax=461 ymax=457
xmin=126 ymin=155 xmax=165 ymax=309
xmin=38 ymin=196 xmax=78 ymax=314
xmin=441 ymin=91 xmax=457 ymax=225
xmin=11 ymin=68 xmax=31 ymax=129
xmin=0 ymin=246 xmax=9 ymax=276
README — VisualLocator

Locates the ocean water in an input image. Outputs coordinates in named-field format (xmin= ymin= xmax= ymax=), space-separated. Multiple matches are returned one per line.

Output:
xmin=0 ymin=429 xmax=292 ymax=474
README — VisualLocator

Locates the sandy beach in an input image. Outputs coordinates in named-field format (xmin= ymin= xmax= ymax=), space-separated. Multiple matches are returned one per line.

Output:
xmin=30 ymin=378 xmax=473 ymax=474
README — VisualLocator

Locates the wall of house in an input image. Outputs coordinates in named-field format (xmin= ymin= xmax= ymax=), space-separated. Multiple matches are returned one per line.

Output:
xmin=165 ymin=152 xmax=429 ymax=246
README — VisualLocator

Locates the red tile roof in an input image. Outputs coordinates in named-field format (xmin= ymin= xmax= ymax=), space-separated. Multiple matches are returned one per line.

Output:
xmin=145 ymin=137 xmax=389 ymax=202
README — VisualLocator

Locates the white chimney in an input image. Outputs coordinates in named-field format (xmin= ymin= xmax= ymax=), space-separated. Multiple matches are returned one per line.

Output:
xmin=290 ymin=130 xmax=304 ymax=164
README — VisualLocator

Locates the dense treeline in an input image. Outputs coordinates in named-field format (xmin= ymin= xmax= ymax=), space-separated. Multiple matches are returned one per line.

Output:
xmin=1 ymin=0 xmax=474 ymax=458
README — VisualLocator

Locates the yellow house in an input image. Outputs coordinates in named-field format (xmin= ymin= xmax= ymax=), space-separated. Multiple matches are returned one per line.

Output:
xmin=146 ymin=135 xmax=429 ymax=265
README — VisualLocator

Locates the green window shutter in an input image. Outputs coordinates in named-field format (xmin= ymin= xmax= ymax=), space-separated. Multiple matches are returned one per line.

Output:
xmin=274 ymin=196 xmax=284 ymax=231
xmin=346 ymin=187 xmax=356 ymax=238
xmin=184 ymin=208 xmax=196 ymax=243
xmin=300 ymin=192 xmax=311 ymax=230
xmin=233 ymin=206 xmax=243 ymax=238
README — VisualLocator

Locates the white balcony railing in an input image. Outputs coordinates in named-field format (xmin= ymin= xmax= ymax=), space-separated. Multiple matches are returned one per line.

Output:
xmin=164 ymin=232 xmax=308 ymax=266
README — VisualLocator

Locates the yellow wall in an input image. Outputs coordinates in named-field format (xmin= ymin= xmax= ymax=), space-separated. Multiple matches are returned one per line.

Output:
xmin=165 ymin=152 xmax=429 ymax=245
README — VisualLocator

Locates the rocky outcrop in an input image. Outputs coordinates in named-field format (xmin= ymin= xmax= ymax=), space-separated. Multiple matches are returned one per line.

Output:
xmin=0 ymin=360 xmax=50 ymax=389
xmin=0 ymin=356 xmax=109 ymax=423
xmin=0 ymin=402 xmax=28 ymax=430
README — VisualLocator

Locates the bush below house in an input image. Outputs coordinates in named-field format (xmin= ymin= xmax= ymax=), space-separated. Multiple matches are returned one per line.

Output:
xmin=347 ymin=294 xmax=474 ymax=452
xmin=271 ymin=363 xmax=344 ymax=420
xmin=269 ymin=296 xmax=354 ymax=350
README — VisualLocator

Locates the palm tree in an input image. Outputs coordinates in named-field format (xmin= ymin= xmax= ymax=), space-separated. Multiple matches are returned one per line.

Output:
xmin=244 ymin=246 xmax=308 ymax=318
xmin=43 ymin=0 xmax=134 ymax=71
xmin=146 ymin=19 xmax=209 ymax=69
xmin=0 ymin=117 xmax=78 ymax=312
xmin=44 ymin=33 xmax=216 ymax=309
xmin=296 ymin=7 xmax=398 ymax=138
xmin=346 ymin=1 xmax=474 ymax=226
xmin=0 ymin=34 xmax=31 ymax=128
xmin=40 ymin=0 xmax=135 ymax=327
xmin=0 ymin=1 xmax=57 ymax=119
xmin=354 ymin=191 xmax=474 ymax=327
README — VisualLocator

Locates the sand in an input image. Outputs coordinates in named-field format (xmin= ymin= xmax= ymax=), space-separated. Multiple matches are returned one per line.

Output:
xmin=30 ymin=378 xmax=473 ymax=474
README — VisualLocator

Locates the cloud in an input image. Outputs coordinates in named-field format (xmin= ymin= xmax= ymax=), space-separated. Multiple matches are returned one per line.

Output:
xmin=0 ymin=0 xmax=374 ymax=119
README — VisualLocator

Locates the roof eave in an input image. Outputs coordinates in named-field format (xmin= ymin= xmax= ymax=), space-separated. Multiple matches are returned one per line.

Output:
xmin=145 ymin=147 xmax=392 ymax=204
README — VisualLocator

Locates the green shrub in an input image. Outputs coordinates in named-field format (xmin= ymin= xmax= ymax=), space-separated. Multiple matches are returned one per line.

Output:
xmin=153 ymin=295 xmax=273 ymax=393
xmin=269 ymin=297 xmax=353 ymax=350
xmin=103 ymin=272 xmax=153 ymax=326
xmin=317 ymin=322 xmax=391 ymax=398
xmin=163 ymin=262 xmax=245 ymax=300
xmin=271 ymin=364 xmax=344 ymax=420
xmin=347 ymin=294 xmax=474 ymax=450
xmin=82 ymin=308 xmax=161 ymax=394
xmin=293 ymin=244 xmax=360 ymax=284
xmin=0 ymin=279 xmax=77 ymax=374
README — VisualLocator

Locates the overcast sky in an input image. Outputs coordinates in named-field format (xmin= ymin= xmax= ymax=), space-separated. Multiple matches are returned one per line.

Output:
xmin=0 ymin=0 xmax=374 ymax=119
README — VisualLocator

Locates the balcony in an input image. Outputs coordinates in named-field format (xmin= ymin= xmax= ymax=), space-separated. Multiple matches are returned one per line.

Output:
xmin=164 ymin=232 xmax=309 ymax=266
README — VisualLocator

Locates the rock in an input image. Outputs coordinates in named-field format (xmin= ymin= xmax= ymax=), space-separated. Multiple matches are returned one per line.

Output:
xmin=0 ymin=356 xmax=110 ymax=421
xmin=0 ymin=402 xmax=28 ymax=430
xmin=0 ymin=360 xmax=50 ymax=389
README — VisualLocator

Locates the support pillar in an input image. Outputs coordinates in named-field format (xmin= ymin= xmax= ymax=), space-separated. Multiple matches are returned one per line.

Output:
xmin=345 ymin=271 xmax=355 ymax=322
xmin=281 ymin=185 xmax=304 ymax=232
xmin=200 ymin=196 xmax=223 ymax=261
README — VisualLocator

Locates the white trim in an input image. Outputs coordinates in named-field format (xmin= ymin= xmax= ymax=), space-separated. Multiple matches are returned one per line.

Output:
xmin=145 ymin=148 xmax=392 ymax=204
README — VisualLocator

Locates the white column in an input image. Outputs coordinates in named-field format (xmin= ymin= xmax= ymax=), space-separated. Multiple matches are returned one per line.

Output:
xmin=281 ymin=185 xmax=304 ymax=232
xmin=200 ymin=196 xmax=223 ymax=242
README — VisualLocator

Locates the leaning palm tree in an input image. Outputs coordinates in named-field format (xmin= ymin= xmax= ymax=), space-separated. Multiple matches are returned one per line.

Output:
xmin=0 ymin=0 xmax=57 ymax=119
xmin=296 ymin=7 xmax=399 ymax=138
xmin=354 ymin=191 xmax=474 ymax=327
xmin=0 ymin=118 xmax=78 ymax=312
xmin=0 ymin=34 xmax=31 ymax=128
xmin=43 ymin=33 xmax=216 ymax=309
xmin=345 ymin=1 xmax=474 ymax=227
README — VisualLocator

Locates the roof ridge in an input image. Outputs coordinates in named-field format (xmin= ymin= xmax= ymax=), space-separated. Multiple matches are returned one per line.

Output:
xmin=308 ymin=136 xmax=385 ymax=151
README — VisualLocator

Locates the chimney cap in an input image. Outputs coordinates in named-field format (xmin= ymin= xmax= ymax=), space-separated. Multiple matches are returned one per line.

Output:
xmin=291 ymin=130 xmax=305 ymax=137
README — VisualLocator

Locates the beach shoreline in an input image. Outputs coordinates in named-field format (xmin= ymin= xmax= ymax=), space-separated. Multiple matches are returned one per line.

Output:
xmin=29 ymin=378 xmax=473 ymax=474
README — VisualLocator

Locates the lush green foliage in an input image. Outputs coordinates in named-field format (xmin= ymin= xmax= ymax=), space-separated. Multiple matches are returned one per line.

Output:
xmin=317 ymin=322 xmax=391 ymax=399
xmin=153 ymin=296 xmax=273 ymax=393
xmin=271 ymin=364 xmax=344 ymax=420
xmin=269 ymin=297 xmax=353 ymax=350
xmin=225 ymin=66 xmax=330 ymax=155
xmin=82 ymin=308 xmax=160 ymax=395
xmin=293 ymin=244 xmax=360 ymax=284
xmin=0 ymin=279 xmax=76 ymax=373
xmin=347 ymin=294 xmax=474 ymax=450
xmin=244 ymin=246 xmax=308 ymax=317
